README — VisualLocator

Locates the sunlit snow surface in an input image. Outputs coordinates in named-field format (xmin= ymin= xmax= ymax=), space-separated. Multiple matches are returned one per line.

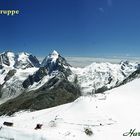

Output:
xmin=0 ymin=68 xmax=38 ymax=102
xmin=0 ymin=78 xmax=140 ymax=140
xmin=69 ymin=62 xmax=138 ymax=94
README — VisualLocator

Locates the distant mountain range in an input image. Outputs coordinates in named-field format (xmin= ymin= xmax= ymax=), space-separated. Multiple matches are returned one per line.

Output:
xmin=0 ymin=50 xmax=140 ymax=115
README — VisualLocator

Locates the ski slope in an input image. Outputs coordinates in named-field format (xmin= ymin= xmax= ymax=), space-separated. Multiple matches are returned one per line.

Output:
xmin=0 ymin=78 xmax=140 ymax=140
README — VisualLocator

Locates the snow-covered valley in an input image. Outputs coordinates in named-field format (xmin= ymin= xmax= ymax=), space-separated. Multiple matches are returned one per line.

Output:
xmin=0 ymin=78 xmax=140 ymax=140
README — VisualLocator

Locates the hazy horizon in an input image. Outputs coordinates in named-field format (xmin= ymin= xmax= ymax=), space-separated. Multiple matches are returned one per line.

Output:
xmin=37 ymin=55 xmax=140 ymax=67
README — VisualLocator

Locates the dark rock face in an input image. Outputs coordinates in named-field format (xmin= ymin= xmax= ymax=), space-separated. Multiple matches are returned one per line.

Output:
xmin=23 ymin=51 xmax=72 ymax=88
xmin=0 ymin=65 xmax=3 ymax=69
xmin=0 ymin=56 xmax=3 ymax=69
xmin=41 ymin=52 xmax=71 ymax=76
xmin=95 ymin=86 xmax=108 ymax=93
xmin=23 ymin=67 xmax=48 ymax=88
xmin=1 ymin=50 xmax=140 ymax=116
xmin=119 ymin=69 xmax=140 ymax=86
xmin=137 ymin=64 xmax=140 ymax=70
xmin=16 ymin=54 xmax=40 ymax=69
xmin=0 ymin=77 xmax=81 ymax=116
xmin=0 ymin=52 xmax=10 ymax=66
xmin=0 ymin=52 xmax=40 ymax=69
xmin=29 ymin=55 xmax=40 ymax=67
xmin=95 ymin=69 xmax=140 ymax=93
xmin=0 ymin=84 xmax=2 ymax=98
xmin=0 ymin=51 xmax=78 ymax=117
xmin=4 ymin=69 xmax=17 ymax=81
xmin=14 ymin=54 xmax=40 ymax=69
xmin=120 ymin=61 xmax=138 ymax=71
xmin=14 ymin=60 xmax=32 ymax=69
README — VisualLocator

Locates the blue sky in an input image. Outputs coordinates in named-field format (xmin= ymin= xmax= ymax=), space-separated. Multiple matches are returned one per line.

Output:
xmin=0 ymin=0 xmax=140 ymax=57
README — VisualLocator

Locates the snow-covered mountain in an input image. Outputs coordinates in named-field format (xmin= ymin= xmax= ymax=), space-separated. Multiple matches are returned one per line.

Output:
xmin=41 ymin=50 xmax=71 ymax=76
xmin=0 ymin=50 xmax=140 ymax=115
xmin=0 ymin=51 xmax=40 ymax=69
xmin=0 ymin=50 xmax=72 ymax=101
xmin=0 ymin=50 xmax=79 ymax=115
xmin=22 ymin=50 xmax=72 ymax=90
xmin=0 ymin=51 xmax=40 ymax=86
xmin=69 ymin=61 xmax=139 ymax=94
xmin=0 ymin=78 xmax=140 ymax=140
xmin=0 ymin=51 xmax=40 ymax=99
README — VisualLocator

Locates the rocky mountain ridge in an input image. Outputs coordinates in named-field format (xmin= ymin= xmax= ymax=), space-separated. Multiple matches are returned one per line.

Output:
xmin=0 ymin=50 xmax=139 ymax=115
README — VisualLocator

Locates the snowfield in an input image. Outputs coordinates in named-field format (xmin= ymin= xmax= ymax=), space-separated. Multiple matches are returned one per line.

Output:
xmin=69 ymin=62 xmax=138 ymax=94
xmin=0 ymin=78 xmax=140 ymax=140
xmin=0 ymin=67 xmax=38 ymax=100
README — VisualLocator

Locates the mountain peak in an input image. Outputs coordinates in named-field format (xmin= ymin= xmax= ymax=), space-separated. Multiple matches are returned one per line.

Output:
xmin=0 ymin=51 xmax=40 ymax=69
xmin=16 ymin=52 xmax=40 ymax=69
xmin=49 ymin=50 xmax=59 ymax=63
xmin=52 ymin=50 xmax=59 ymax=55
xmin=41 ymin=50 xmax=71 ymax=75
xmin=0 ymin=51 xmax=16 ymax=67
xmin=19 ymin=52 xmax=30 ymax=56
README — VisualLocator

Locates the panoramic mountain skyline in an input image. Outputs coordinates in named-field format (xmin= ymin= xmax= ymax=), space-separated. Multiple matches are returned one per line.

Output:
xmin=0 ymin=0 xmax=140 ymax=137
xmin=0 ymin=0 xmax=140 ymax=57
